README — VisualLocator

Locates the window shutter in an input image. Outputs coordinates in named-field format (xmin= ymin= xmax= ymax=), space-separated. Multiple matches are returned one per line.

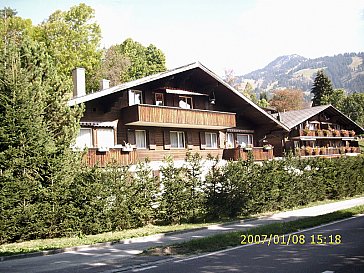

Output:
xmin=127 ymin=129 xmax=136 ymax=145
xmin=186 ymin=131 xmax=193 ymax=149
xmin=163 ymin=130 xmax=170 ymax=149
xmin=149 ymin=128 xmax=156 ymax=150
xmin=199 ymin=132 xmax=206 ymax=150
xmin=219 ymin=131 xmax=225 ymax=148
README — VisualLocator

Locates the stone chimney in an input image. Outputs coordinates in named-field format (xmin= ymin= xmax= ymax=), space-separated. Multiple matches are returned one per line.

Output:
xmin=100 ymin=79 xmax=110 ymax=90
xmin=72 ymin=68 xmax=86 ymax=97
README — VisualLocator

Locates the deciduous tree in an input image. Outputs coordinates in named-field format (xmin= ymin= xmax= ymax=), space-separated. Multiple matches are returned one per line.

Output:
xmin=37 ymin=3 xmax=102 ymax=92
xmin=269 ymin=89 xmax=305 ymax=111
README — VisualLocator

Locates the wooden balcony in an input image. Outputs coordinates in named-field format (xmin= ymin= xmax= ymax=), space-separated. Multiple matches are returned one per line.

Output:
xmin=121 ymin=104 xmax=236 ymax=129
xmin=294 ymin=129 xmax=356 ymax=139
xmin=295 ymin=146 xmax=360 ymax=157
xmin=222 ymin=147 xmax=274 ymax=161
xmin=83 ymin=148 xmax=222 ymax=167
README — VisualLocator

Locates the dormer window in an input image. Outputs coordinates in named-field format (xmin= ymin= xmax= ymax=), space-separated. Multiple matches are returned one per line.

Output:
xmin=179 ymin=96 xmax=193 ymax=109
xmin=129 ymin=90 xmax=143 ymax=106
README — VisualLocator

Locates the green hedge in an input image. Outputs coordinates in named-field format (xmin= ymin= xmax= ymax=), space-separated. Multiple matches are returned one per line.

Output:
xmin=1 ymin=154 xmax=363 ymax=244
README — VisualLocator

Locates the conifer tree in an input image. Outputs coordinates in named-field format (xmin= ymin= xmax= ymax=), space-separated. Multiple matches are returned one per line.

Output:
xmin=311 ymin=70 xmax=335 ymax=106
xmin=0 ymin=14 xmax=82 ymax=242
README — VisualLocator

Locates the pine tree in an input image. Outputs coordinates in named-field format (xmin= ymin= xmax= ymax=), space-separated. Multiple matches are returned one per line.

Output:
xmin=0 ymin=15 xmax=82 ymax=242
xmin=311 ymin=70 xmax=335 ymax=106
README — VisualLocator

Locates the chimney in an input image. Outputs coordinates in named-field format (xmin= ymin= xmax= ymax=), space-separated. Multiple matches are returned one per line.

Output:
xmin=72 ymin=68 xmax=86 ymax=97
xmin=100 ymin=79 xmax=110 ymax=90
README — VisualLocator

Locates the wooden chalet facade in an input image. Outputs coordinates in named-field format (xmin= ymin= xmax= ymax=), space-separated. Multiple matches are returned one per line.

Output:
xmin=266 ymin=105 xmax=364 ymax=157
xmin=69 ymin=62 xmax=288 ymax=167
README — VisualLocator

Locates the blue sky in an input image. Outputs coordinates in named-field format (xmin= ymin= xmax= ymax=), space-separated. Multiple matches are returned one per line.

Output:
xmin=3 ymin=0 xmax=364 ymax=75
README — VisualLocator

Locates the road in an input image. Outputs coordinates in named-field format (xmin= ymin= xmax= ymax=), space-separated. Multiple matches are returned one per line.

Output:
xmin=134 ymin=215 xmax=364 ymax=273
xmin=0 ymin=197 xmax=363 ymax=273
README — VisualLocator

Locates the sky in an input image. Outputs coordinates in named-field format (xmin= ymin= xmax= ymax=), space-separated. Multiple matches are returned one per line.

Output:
xmin=3 ymin=0 xmax=364 ymax=76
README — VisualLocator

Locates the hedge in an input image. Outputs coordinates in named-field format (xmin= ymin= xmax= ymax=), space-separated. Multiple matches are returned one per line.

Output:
xmin=1 ymin=153 xmax=363 ymax=244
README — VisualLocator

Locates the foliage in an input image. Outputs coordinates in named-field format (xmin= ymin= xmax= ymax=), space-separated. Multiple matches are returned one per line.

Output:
xmin=118 ymin=38 xmax=166 ymax=82
xmin=184 ymin=152 xmax=204 ymax=222
xmin=1 ymin=148 xmax=364 ymax=243
xmin=269 ymin=88 xmax=305 ymax=111
xmin=311 ymin=70 xmax=335 ymax=106
xmin=37 ymin=3 xmax=102 ymax=92
xmin=0 ymin=14 xmax=83 ymax=243
xmin=97 ymin=45 xmax=131 ymax=86
xmin=158 ymin=156 xmax=190 ymax=224
xmin=340 ymin=92 xmax=364 ymax=127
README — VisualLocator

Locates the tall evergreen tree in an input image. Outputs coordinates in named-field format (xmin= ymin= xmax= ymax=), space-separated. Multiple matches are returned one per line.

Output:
xmin=311 ymin=70 xmax=335 ymax=106
xmin=0 ymin=14 xmax=83 ymax=242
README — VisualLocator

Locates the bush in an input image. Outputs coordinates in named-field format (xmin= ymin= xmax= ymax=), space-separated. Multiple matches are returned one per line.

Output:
xmin=1 ymin=153 xmax=363 ymax=244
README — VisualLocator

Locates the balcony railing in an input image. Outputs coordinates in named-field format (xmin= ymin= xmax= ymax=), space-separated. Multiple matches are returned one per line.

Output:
xmin=121 ymin=104 xmax=236 ymax=129
xmin=222 ymin=147 xmax=274 ymax=161
xmin=295 ymin=146 xmax=360 ymax=157
xmin=296 ymin=129 xmax=356 ymax=138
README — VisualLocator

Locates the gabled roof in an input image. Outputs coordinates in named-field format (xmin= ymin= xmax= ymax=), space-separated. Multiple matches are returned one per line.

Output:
xmin=276 ymin=105 xmax=364 ymax=133
xmin=68 ymin=62 xmax=289 ymax=131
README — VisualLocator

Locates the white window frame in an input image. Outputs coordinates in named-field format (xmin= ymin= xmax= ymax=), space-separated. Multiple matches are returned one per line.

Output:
xmin=205 ymin=132 xmax=217 ymax=148
xmin=155 ymin=93 xmax=164 ymax=106
xmin=170 ymin=131 xmax=185 ymax=149
xmin=226 ymin=133 xmax=234 ymax=148
xmin=129 ymin=89 xmax=143 ymax=106
xmin=135 ymin=130 xmax=147 ymax=149
xmin=178 ymin=96 xmax=193 ymax=109
xmin=96 ymin=128 xmax=115 ymax=148
xmin=74 ymin=128 xmax=93 ymax=149
xmin=237 ymin=134 xmax=253 ymax=147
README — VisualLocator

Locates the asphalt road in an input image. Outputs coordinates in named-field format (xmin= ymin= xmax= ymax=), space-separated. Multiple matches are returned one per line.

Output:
xmin=133 ymin=215 xmax=364 ymax=273
xmin=1 ymin=198 xmax=363 ymax=273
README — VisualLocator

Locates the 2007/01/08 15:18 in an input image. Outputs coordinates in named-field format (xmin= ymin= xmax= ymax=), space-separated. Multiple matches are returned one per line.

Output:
xmin=240 ymin=234 xmax=342 ymax=246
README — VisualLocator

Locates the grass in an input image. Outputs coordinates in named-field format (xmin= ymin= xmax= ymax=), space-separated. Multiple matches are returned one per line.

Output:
xmin=1 ymin=196 xmax=363 ymax=257
xmin=145 ymin=205 xmax=364 ymax=256
xmin=0 ymin=222 xmax=220 ymax=257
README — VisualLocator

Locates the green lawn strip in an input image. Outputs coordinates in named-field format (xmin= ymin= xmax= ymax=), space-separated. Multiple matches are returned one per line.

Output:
xmin=0 ymin=222 xmax=220 ymax=257
xmin=145 ymin=205 xmax=364 ymax=256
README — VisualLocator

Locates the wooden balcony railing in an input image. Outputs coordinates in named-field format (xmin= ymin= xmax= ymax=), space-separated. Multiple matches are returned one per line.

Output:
xmin=222 ymin=147 xmax=274 ymax=161
xmin=297 ymin=129 xmax=356 ymax=138
xmin=295 ymin=146 xmax=360 ymax=157
xmin=121 ymin=104 xmax=236 ymax=129
xmin=83 ymin=148 xmax=138 ymax=167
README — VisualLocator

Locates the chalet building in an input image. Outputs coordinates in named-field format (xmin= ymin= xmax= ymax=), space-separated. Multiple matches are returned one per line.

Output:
xmin=267 ymin=105 xmax=364 ymax=157
xmin=68 ymin=62 xmax=289 ymax=166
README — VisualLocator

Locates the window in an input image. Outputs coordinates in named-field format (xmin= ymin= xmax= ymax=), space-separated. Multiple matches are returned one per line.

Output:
xmin=129 ymin=90 xmax=143 ymax=106
xmin=237 ymin=134 xmax=253 ymax=147
xmin=135 ymin=130 xmax=147 ymax=149
xmin=170 ymin=131 xmax=185 ymax=148
xmin=155 ymin=93 xmax=164 ymax=106
xmin=205 ymin=132 xmax=217 ymax=148
xmin=179 ymin=96 xmax=193 ymax=109
xmin=226 ymin=133 xmax=234 ymax=148
xmin=74 ymin=128 xmax=92 ymax=149
xmin=97 ymin=128 xmax=114 ymax=148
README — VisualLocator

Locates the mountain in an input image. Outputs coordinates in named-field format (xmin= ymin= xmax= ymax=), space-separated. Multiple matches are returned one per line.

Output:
xmin=238 ymin=52 xmax=364 ymax=94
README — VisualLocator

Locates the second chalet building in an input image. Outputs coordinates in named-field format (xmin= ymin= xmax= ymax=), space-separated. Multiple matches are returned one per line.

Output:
xmin=69 ymin=62 xmax=289 ymax=166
